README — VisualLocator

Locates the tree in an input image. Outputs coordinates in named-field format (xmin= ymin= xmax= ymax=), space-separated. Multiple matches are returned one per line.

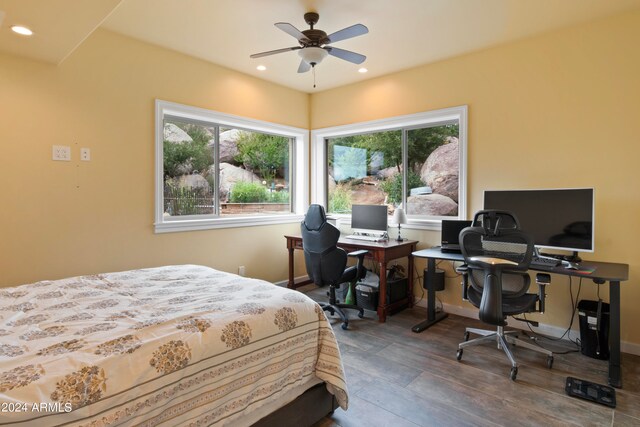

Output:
xmin=407 ymin=124 xmax=459 ymax=173
xmin=329 ymin=130 xmax=402 ymax=174
xmin=235 ymin=132 xmax=289 ymax=182
xmin=163 ymin=122 xmax=214 ymax=178
xmin=327 ymin=124 xmax=459 ymax=175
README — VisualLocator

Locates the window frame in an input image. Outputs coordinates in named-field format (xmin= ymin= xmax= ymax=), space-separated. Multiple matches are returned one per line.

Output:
xmin=311 ymin=105 xmax=468 ymax=230
xmin=155 ymin=100 xmax=308 ymax=233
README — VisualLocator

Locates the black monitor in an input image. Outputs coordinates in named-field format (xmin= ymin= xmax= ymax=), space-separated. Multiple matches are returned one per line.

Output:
xmin=483 ymin=188 xmax=594 ymax=255
xmin=351 ymin=204 xmax=388 ymax=234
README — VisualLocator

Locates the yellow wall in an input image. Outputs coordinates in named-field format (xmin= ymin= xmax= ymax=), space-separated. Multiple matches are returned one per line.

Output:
xmin=311 ymin=11 xmax=640 ymax=346
xmin=2 ymin=12 xmax=639 ymax=347
xmin=0 ymin=29 xmax=309 ymax=285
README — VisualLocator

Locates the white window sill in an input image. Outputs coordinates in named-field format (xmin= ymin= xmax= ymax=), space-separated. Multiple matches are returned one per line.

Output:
xmin=155 ymin=214 xmax=305 ymax=233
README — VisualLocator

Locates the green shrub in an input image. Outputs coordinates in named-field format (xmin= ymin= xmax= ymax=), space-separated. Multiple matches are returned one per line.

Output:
xmin=269 ymin=190 xmax=290 ymax=203
xmin=380 ymin=170 xmax=425 ymax=205
xmin=329 ymin=184 xmax=352 ymax=214
xmin=229 ymin=181 xmax=269 ymax=203
xmin=235 ymin=132 xmax=289 ymax=181
xmin=163 ymin=123 xmax=213 ymax=178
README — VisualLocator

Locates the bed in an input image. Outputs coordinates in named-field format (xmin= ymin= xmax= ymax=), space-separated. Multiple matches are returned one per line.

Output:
xmin=0 ymin=265 xmax=347 ymax=426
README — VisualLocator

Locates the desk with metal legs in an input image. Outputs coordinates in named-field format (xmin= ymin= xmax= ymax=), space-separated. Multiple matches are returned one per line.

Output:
xmin=412 ymin=247 xmax=629 ymax=389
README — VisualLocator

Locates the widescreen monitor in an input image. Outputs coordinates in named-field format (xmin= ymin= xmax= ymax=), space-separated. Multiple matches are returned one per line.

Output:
xmin=351 ymin=204 xmax=388 ymax=234
xmin=483 ymin=188 xmax=594 ymax=253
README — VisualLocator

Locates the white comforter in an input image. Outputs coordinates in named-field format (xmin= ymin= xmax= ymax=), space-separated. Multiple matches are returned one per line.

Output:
xmin=0 ymin=265 xmax=347 ymax=426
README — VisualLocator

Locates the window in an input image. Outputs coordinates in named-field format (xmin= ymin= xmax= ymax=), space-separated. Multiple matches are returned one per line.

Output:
xmin=155 ymin=100 xmax=308 ymax=233
xmin=312 ymin=106 xmax=467 ymax=228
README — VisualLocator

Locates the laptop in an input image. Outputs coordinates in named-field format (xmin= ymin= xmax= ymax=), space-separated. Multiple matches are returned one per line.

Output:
xmin=441 ymin=219 xmax=472 ymax=253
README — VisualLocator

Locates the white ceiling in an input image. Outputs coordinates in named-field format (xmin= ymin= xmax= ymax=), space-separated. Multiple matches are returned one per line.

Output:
xmin=2 ymin=0 xmax=640 ymax=93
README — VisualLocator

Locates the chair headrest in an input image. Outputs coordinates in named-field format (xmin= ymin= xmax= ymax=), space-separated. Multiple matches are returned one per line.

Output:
xmin=303 ymin=204 xmax=327 ymax=231
xmin=472 ymin=210 xmax=520 ymax=237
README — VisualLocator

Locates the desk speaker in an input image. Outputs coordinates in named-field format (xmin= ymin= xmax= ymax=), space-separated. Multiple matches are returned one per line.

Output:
xmin=423 ymin=268 xmax=445 ymax=292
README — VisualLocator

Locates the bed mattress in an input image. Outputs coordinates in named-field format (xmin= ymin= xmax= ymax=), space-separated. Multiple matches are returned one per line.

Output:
xmin=0 ymin=265 xmax=347 ymax=426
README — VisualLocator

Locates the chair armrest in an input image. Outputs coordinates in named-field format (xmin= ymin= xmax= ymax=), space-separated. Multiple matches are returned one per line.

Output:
xmin=347 ymin=250 xmax=368 ymax=258
xmin=535 ymin=273 xmax=551 ymax=313
xmin=347 ymin=250 xmax=369 ymax=281
xmin=457 ymin=264 xmax=469 ymax=301
xmin=455 ymin=264 xmax=469 ymax=274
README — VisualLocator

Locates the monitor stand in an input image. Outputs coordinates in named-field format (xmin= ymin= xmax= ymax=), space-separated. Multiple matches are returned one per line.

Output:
xmin=564 ymin=251 xmax=582 ymax=263
xmin=534 ymin=248 xmax=558 ymax=262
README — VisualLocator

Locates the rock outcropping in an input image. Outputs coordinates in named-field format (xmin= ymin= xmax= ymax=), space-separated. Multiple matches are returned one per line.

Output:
xmin=217 ymin=163 xmax=261 ymax=202
xmin=406 ymin=193 xmax=458 ymax=216
xmin=420 ymin=138 xmax=459 ymax=202
xmin=163 ymin=123 xmax=192 ymax=144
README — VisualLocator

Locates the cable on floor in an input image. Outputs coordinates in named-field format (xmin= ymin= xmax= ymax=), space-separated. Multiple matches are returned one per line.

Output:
xmin=515 ymin=276 xmax=583 ymax=354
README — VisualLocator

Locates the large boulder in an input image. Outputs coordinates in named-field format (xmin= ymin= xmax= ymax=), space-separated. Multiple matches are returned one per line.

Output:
xmin=377 ymin=165 xmax=402 ymax=179
xmin=406 ymin=194 xmax=458 ymax=216
xmin=208 ymin=129 xmax=241 ymax=163
xmin=163 ymin=123 xmax=192 ymax=144
xmin=217 ymin=163 xmax=261 ymax=202
xmin=175 ymin=174 xmax=210 ymax=191
xmin=420 ymin=139 xmax=459 ymax=202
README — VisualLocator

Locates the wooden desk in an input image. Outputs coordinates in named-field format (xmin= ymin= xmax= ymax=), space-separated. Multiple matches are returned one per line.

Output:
xmin=285 ymin=235 xmax=418 ymax=322
xmin=412 ymin=247 xmax=629 ymax=388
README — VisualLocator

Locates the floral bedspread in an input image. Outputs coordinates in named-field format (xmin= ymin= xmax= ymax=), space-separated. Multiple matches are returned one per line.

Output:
xmin=0 ymin=265 xmax=347 ymax=426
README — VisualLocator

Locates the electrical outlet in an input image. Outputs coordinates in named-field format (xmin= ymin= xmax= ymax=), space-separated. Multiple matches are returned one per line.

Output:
xmin=80 ymin=148 xmax=91 ymax=161
xmin=238 ymin=266 xmax=246 ymax=277
xmin=52 ymin=145 xmax=71 ymax=161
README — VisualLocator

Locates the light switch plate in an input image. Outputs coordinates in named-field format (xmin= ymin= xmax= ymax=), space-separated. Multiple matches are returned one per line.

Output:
xmin=52 ymin=145 xmax=71 ymax=161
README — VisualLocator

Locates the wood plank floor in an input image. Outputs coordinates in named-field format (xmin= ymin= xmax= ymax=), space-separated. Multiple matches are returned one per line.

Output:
xmin=301 ymin=286 xmax=640 ymax=427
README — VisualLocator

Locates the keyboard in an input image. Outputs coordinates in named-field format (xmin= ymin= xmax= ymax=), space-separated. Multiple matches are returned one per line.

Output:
xmin=345 ymin=234 xmax=387 ymax=242
xmin=530 ymin=256 xmax=561 ymax=268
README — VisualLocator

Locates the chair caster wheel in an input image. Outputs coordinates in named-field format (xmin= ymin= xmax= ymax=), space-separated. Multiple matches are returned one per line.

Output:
xmin=341 ymin=323 xmax=349 ymax=330
xmin=510 ymin=367 xmax=518 ymax=381
xmin=463 ymin=331 xmax=470 ymax=341
xmin=357 ymin=310 xmax=364 ymax=318
xmin=547 ymin=355 xmax=554 ymax=369
xmin=456 ymin=349 xmax=463 ymax=361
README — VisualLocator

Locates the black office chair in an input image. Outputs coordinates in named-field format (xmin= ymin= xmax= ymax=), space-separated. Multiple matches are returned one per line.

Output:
xmin=456 ymin=210 xmax=553 ymax=380
xmin=301 ymin=204 xmax=367 ymax=330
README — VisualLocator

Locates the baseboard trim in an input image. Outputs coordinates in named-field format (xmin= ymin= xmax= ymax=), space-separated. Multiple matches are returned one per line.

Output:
xmin=273 ymin=275 xmax=309 ymax=288
xmin=413 ymin=299 xmax=640 ymax=356
xmin=280 ymin=281 xmax=640 ymax=356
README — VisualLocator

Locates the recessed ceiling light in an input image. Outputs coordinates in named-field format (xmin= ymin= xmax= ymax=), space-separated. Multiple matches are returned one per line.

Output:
xmin=256 ymin=65 xmax=267 ymax=71
xmin=358 ymin=67 xmax=368 ymax=73
xmin=11 ymin=25 xmax=33 ymax=36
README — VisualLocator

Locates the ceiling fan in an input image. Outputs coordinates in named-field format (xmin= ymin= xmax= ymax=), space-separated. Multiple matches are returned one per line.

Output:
xmin=250 ymin=12 xmax=368 ymax=74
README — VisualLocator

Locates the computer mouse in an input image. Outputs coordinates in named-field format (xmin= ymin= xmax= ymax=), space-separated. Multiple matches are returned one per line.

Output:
xmin=563 ymin=261 xmax=579 ymax=270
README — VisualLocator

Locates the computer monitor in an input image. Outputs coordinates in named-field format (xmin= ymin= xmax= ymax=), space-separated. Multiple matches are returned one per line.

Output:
xmin=483 ymin=188 xmax=594 ymax=256
xmin=351 ymin=204 xmax=388 ymax=235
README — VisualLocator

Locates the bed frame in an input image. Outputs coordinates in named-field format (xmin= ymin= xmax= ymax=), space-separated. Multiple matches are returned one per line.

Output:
xmin=253 ymin=383 xmax=338 ymax=426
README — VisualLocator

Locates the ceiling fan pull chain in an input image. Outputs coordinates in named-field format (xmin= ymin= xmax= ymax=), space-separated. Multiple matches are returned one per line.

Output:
xmin=313 ymin=66 xmax=317 ymax=88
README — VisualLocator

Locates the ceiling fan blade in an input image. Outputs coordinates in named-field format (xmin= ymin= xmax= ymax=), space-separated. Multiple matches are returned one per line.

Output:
xmin=250 ymin=46 xmax=301 ymax=59
xmin=275 ymin=22 xmax=309 ymax=43
xmin=326 ymin=47 xmax=366 ymax=64
xmin=297 ymin=60 xmax=311 ymax=73
xmin=327 ymin=24 xmax=368 ymax=44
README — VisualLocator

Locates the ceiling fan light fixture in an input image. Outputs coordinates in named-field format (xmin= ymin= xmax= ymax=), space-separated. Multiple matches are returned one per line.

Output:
xmin=298 ymin=47 xmax=328 ymax=66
